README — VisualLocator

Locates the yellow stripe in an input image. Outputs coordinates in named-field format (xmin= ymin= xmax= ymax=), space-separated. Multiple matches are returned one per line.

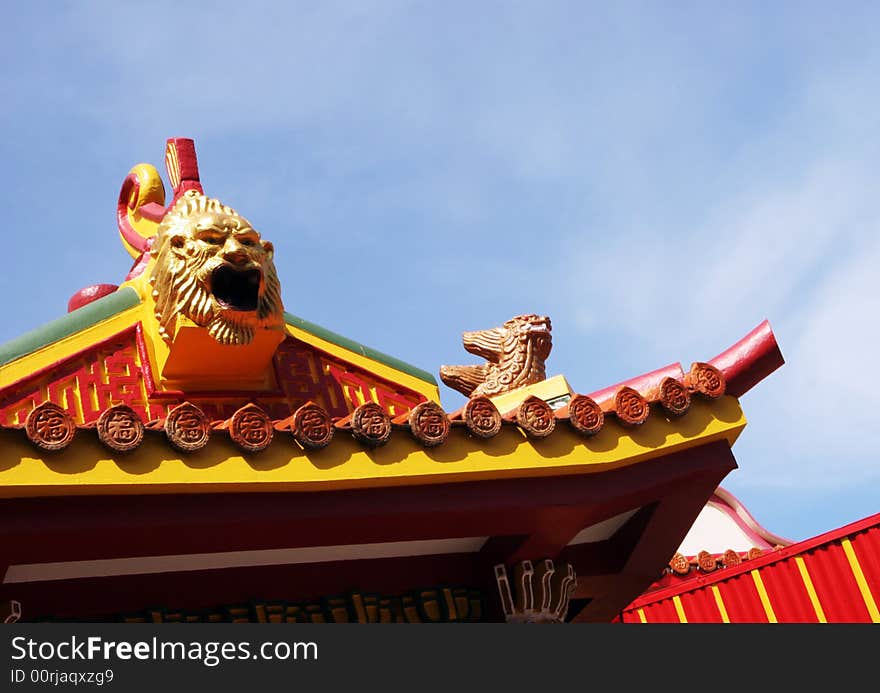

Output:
xmin=637 ymin=608 xmax=647 ymax=623
xmin=841 ymin=538 xmax=880 ymax=622
xmin=166 ymin=142 xmax=180 ymax=189
xmin=794 ymin=556 xmax=827 ymax=623
xmin=710 ymin=586 xmax=730 ymax=623
xmin=672 ymin=596 xmax=687 ymax=623
xmin=751 ymin=569 xmax=777 ymax=623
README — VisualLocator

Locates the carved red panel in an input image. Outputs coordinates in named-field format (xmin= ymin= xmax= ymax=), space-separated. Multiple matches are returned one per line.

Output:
xmin=273 ymin=338 xmax=426 ymax=418
xmin=0 ymin=329 xmax=162 ymax=425
xmin=1 ymin=331 xmax=428 ymax=427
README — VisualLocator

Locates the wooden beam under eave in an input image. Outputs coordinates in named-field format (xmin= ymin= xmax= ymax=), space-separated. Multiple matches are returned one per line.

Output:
xmin=570 ymin=470 xmax=728 ymax=622
xmin=479 ymin=440 xmax=736 ymax=570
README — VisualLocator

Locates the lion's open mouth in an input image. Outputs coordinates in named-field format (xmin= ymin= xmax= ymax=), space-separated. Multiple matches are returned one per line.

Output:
xmin=210 ymin=265 xmax=261 ymax=312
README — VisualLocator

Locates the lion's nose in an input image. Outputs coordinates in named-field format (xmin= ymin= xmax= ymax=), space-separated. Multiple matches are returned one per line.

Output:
xmin=223 ymin=248 xmax=249 ymax=266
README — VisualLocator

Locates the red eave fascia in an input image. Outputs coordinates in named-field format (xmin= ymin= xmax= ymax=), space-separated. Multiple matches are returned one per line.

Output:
xmin=626 ymin=511 xmax=880 ymax=609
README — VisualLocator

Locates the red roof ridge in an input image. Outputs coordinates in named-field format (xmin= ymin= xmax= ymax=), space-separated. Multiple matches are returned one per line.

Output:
xmin=5 ymin=321 xmax=784 ymax=458
xmin=587 ymin=319 xmax=783 ymax=405
xmin=6 ymin=364 xmax=729 ymax=455
xmin=707 ymin=319 xmax=783 ymax=397
xmin=712 ymin=486 xmax=792 ymax=547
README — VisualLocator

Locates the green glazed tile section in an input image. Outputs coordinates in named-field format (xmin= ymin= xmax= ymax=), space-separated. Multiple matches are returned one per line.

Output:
xmin=284 ymin=312 xmax=437 ymax=386
xmin=0 ymin=288 xmax=142 ymax=368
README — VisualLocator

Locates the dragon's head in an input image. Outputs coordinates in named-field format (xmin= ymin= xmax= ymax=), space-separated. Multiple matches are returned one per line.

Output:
xmin=441 ymin=313 xmax=553 ymax=398
xmin=501 ymin=314 xmax=552 ymax=361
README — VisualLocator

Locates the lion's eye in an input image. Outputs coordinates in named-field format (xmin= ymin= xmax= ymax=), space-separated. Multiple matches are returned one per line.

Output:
xmin=239 ymin=238 xmax=255 ymax=247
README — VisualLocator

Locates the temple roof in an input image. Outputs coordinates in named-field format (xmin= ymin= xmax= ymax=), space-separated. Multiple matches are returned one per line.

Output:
xmin=0 ymin=136 xmax=784 ymax=504
xmin=0 ymin=316 xmax=780 ymax=499
xmin=0 ymin=137 xmax=789 ymax=624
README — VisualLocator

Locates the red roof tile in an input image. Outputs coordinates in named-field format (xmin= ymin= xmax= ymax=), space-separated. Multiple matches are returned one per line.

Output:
xmin=622 ymin=512 xmax=880 ymax=622
xmin=2 ymin=321 xmax=784 ymax=458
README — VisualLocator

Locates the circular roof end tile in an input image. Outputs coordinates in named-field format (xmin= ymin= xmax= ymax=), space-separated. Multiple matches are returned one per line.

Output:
xmin=516 ymin=396 xmax=556 ymax=438
xmin=164 ymin=402 xmax=211 ymax=453
xmin=614 ymin=386 xmax=650 ymax=426
xmin=463 ymin=396 xmax=502 ymax=439
xmin=97 ymin=404 xmax=144 ymax=453
xmin=685 ymin=362 xmax=726 ymax=399
xmin=25 ymin=402 xmax=76 ymax=452
xmin=567 ymin=394 xmax=604 ymax=436
xmin=408 ymin=401 xmax=450 ymax=447
xmin=351 ymin=402 xmax=392 ymax=447
xmin=229 ymin=404 xmax=274 ymax=453
xmin=290 ymin=402 xmax=335 ymax=450
xmin=657 ymin=377 xmax=691 ymax=417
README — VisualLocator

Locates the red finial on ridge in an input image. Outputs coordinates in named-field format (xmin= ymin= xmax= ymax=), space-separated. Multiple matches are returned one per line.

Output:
xmin=165 ymin=138 xmax=203 ymax=202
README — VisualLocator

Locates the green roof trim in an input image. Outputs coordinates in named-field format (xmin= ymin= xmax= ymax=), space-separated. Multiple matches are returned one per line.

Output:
xmin=283 ymin=311 xmax=438 ymax=386
xmin=0 ymin=287 xmax=142 ymax=368
xmin=0 ymin=289 xmax=437 ymax=387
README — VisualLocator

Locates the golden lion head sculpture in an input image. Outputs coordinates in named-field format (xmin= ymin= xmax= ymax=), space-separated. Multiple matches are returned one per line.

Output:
xmin=149 ymin=190 xmax=284 ymax=345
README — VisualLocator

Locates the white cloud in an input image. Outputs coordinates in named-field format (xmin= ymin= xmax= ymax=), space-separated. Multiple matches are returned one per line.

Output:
xmin=560 ymin=153 xmax=880 ymax=490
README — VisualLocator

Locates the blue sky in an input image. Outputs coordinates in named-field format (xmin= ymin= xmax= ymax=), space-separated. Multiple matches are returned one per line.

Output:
xmin=2 ymin=2 xmax=878 ymax=542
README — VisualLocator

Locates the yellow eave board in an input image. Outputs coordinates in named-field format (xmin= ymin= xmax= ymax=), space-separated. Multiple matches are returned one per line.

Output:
xmin=0 ymin=396 xmax=746 ymax=498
